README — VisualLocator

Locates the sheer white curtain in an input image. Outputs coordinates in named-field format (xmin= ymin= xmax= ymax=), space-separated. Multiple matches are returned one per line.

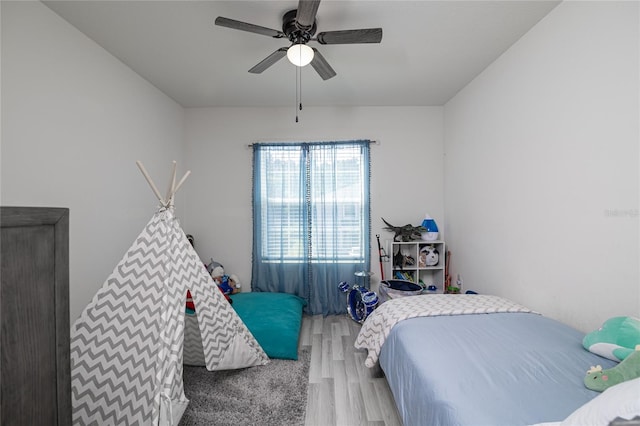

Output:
xmin=251 ymin=140 xmax=371 ymax=315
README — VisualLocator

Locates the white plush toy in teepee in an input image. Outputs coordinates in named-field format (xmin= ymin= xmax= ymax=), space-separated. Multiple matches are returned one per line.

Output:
xmin=69 ymin=161 xmax=268 ymax=426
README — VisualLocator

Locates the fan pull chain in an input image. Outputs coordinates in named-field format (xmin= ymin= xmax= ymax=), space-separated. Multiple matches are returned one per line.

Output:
xmin=295 ymin=65 xmax=299 ymax=122
xmin=295 ymin=65 xmax=303 ymax=123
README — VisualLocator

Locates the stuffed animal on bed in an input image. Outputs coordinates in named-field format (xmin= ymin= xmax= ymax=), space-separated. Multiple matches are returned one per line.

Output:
xmin=583 ymin=316 xmax=640 ymax=362
xmin=585 ymin=346 xmax=640 ymax=392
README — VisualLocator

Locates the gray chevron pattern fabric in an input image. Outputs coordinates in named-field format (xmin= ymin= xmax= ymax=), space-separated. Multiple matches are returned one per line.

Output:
xmin=355 ymin=294 xmax=536 ymax=367
xmin=183 ymin=314 xmax=206 ymax=366
xmin=70 ymin=209 xmax=268 ymax=426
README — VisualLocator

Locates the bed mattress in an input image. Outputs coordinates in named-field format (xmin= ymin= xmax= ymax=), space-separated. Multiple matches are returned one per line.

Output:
xmin=378 ymin=312 xmax=616 ymax=426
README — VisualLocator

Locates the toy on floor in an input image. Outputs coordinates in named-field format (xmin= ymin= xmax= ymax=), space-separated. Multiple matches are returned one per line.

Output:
xmin=583 ymin=316 xmax=640 ymax=362
xmin=585 ymin=345 xmax=640 ymax=392
xmin=211 ymin=266 xmax=241 ymax=295
xmin=206 ymin=258 xmax=224 ymax=276
xmin=201 ymin=259 xmax=240 ymax=305
xmin=339 ymin=281 xmax=378 ymax=324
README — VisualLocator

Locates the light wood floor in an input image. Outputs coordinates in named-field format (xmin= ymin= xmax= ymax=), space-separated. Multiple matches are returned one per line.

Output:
xmin=299 ymin=315 xmax=402 ymax=426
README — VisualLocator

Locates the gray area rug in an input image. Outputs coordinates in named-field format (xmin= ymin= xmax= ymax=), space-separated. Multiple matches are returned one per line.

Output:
xmin=179 ymin=348 xmax=310 ymax=426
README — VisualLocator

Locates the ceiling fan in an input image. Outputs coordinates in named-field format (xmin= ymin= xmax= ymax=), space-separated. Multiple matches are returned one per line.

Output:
xmin=215 ymin=0 xmax=383 ymax=80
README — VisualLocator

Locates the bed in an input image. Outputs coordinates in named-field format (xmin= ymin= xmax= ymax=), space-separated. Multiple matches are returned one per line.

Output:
xmin=355 ymin=294 xmax=639 ymax=426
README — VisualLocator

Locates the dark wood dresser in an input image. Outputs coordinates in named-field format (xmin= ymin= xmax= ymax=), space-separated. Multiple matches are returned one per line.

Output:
xmin=1 ymin=207 xmax=71 ymax=425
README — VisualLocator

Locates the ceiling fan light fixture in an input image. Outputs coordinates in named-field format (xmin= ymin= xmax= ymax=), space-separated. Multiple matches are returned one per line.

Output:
xmin=287 ymin=43 xmax=314 ymax=67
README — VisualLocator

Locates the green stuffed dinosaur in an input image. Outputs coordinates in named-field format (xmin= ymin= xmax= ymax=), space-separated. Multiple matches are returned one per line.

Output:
xmin=585 ymin=345 xmax=640 ymax=392
xmin=583 ymin=316 xmax=640 ymax=362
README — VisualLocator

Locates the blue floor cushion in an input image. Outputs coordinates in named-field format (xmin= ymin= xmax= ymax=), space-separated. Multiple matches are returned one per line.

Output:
xmin=230 ymin=292 xmax=307 ymax=360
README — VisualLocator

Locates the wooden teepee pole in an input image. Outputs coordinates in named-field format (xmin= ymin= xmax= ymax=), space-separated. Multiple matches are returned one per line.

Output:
xmin=172 ymin=170 xmax=191 ymax=198
xmin=136 ymin=161 xmax=165 ymax=205
xmin=165 ymin=161 xmax=177 ymax=206
xmin=136 ymin=161 xmax=191 ymax=208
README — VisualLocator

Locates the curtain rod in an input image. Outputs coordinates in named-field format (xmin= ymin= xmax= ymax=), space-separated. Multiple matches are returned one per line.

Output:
xmin=246 ymin=140 xmax=380 ymax=148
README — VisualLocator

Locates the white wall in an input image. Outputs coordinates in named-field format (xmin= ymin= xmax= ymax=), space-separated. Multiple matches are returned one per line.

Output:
xmin=183 ymin=106 xmax=444 ymax=292
xmin=1 ymin=1 xmax=185 ymax=321
xmin=0 ymin=1 xmax=443 ymax=321
xmin=7 ymin=0 xmax=635 ymax=333
xmin=444 ymin=1 xmax=639 ymax=332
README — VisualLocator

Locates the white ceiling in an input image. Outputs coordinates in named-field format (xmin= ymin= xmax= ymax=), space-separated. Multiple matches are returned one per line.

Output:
xmin=43 ymin=0 xmax=560 ymax=108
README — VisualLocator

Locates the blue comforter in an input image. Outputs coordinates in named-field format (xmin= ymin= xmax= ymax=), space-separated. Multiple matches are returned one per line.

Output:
xmin=379 ymin=312 xmax=616 ymax=426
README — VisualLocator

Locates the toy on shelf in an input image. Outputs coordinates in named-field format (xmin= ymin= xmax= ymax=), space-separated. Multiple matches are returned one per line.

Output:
xmin=419 ymin=244 xmax=439 ymax=267
xmin=393 ymin=247 xmax=415 ymax=270
xmin=382 ymin=217 xmax=426 ymax=242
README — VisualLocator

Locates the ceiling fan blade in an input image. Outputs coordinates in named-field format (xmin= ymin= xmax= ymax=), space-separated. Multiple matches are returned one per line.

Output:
xmin=296 ymin=0 xmax=321 ymax=29
xmin=316 ymin=28 xmax=383 ymax=44
xmin=215 ymin=16 xmax=285 ymax=38
xmin=248 ymin=48 xmax=288 ymax=74
xmin=310 ymin=48 xmax=336 ymax=80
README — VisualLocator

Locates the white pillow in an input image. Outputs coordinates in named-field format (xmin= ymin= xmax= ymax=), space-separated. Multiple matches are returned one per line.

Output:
xmin=561 ymin=378 xmax=640 ymax=426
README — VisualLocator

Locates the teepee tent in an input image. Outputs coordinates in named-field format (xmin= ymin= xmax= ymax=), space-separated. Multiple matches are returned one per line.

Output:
xmin=70 ymin=162 xmax=268 ymax=426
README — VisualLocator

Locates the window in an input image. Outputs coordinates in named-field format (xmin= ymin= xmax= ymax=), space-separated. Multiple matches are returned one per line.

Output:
xmin=251 ymin=140 xmax=371 ymax=315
